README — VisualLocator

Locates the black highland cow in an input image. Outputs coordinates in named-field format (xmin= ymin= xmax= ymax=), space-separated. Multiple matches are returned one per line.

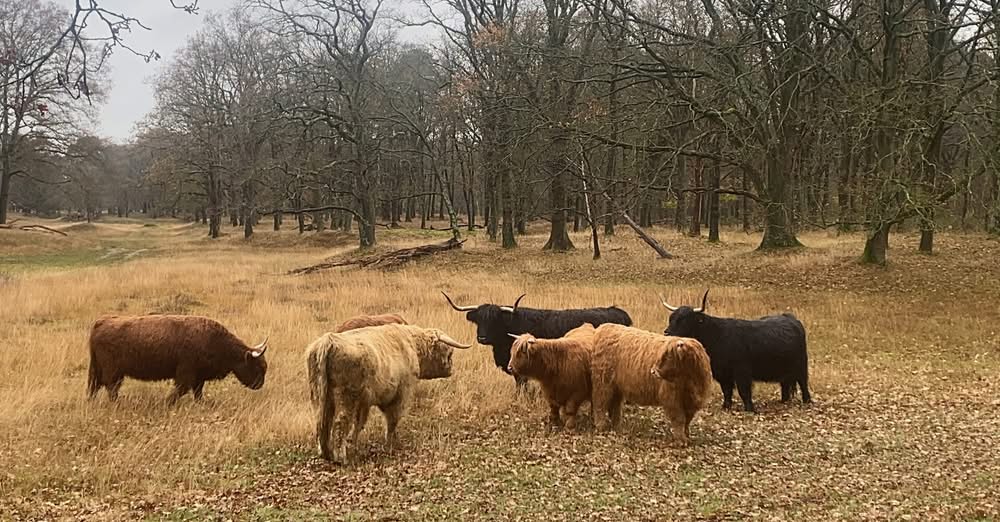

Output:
xmin=662 ymin=290 xmax=811 ymax=412
xmin=442 ymin=292 xmax=632 ymax=386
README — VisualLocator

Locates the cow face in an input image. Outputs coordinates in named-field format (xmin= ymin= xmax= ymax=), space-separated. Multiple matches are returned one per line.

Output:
xmin=661 ymin=290 xmax=709 ymax=338
xmin=664 ymin=307 xmax=707 ymax=338
xmin=234 ymin=338 xmax=269 ymax=390
xmin=466 ymin=305 xmax=516 ymax=346
xmin=418 ymin=329 xmax=472 ymax=379
xmin=507 ymin=334 xmax=536 ymax=376
xmin=443 ymin=292 xmax=525 ymax=347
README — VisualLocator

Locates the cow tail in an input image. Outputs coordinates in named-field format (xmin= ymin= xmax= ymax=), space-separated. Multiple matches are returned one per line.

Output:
xmin=307 ymin=341 xmax=337 ymax=458
xmin=87 ymin=352 xmax=101 ymax=398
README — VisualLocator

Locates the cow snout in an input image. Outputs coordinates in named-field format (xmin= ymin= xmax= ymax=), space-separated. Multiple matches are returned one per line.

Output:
xmin=477 ymin=336 xmax=489 ymax=344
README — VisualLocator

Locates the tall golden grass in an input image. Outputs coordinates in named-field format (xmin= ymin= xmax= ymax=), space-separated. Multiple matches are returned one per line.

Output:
xmin=1 ymin=217 xmax=997 ymax=502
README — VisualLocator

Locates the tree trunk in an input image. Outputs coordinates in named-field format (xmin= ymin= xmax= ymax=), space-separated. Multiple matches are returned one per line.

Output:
xmin=543 ymin=139 xmax=575 ymax=251
xmin=573 ymin=195 xmax=581 ymax=232
xmin=501 ymin=168 xmax=517 ymax=249
xmin=708 ymin=160 xmax=721 ymax=243
xmin=623 ymin=211 xmax=672 ymax=258
xmin=688 ymin=158 xmax=702 ymax=237
xmin=674 ymin=154 xmax=687 ymax=232
xmin=759 ymin=154 xmax=803 ymax=249
xmin=861 ymin=222 xmax=891 ymax=265
xmin=741 ymin=169 xmax=751 ymax=233
xmin=0 ymin=167 xmax=13 ymax=225
xmin=359 ymin=193 xmax=376 ymax=248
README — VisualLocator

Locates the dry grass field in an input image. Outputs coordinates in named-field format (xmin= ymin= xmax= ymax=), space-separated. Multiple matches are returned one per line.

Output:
xmin=1 ymin=215 xmax=998 ymax=521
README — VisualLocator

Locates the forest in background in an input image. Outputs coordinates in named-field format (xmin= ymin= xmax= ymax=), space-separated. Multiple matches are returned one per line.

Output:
xmin=4 ymin=0 xmax=1000 ymax=264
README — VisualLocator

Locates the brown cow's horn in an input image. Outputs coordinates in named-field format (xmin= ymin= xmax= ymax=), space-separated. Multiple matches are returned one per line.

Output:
xmin=442 ymin=292 xmax=477 ymax=312
xmin=251 ymin=336 xmax=268 ymax=357
xmin=694 ymin=289 xmax=709 ymax=313
xmin=659 ymin=294 xmax=678 ymax=312
xmin=508 ymin=333 xmax=520 ymax=339
xmin=437 ymin=332 xmax=473 ymax=349
xmin=499 ymin=293 xmax=526 ymax=313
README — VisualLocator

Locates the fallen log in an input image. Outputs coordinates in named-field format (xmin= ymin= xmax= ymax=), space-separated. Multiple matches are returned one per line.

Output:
xmin=0 ymin=223 xmax=69 ymax=236
xmin=289 ymin=237 xmax=466 ymax=275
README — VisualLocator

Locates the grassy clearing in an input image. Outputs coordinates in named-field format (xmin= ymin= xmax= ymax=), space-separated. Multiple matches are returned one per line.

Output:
xmin=1 ymin=216 xmax=998 ymax=521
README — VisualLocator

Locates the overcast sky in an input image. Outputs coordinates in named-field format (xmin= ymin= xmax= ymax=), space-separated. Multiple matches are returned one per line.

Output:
xmin=56 ymin=0 xmax=240 ymax=142
xmin=61 ymin=0 xmax=434 ymax=143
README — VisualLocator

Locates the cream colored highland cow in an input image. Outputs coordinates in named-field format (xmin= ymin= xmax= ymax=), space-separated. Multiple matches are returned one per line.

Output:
xmin=590 ymin=323 xmax=713 ymax=446
xmin=305 ymin=324 xmax=471 ymax=464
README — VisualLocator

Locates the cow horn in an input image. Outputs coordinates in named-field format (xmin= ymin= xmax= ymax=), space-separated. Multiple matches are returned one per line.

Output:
xmin=508 ymin=333 xmax=520 ymax=339
xmin=251 ymin=336 xmax=268 ymax=358
xmin=437 ymin=332 xmax=473 ymax=349
xmin=499 ymin=293 xmax=526 ymax=313
xmin=442 ymin=291 xmax=477 ymax=312
xmin=659 ymin=294 xmax=678 ymax=312
xmin=694 ymin=289 xmax=709 ymax=313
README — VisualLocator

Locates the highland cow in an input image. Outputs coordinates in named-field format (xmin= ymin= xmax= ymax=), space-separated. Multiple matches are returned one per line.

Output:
xmin=591 ymin=323 xmax=713 ymax=445
xmin=508 ymin=323 xmax=597 ymax=429
xmin=443 ymin=292 xmax=632 ymax=386
xmin=306 ymin=324 xmax=472 ymax=464
xmin=334 ymin=313 xmax=408 ymax=333
xmin=661 ymin=290 xmax=812 ymax=412
xmin=87 ymin=315 xmax=269 ymax=404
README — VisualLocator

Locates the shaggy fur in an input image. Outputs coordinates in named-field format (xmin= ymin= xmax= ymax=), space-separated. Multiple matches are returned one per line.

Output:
xmin=87 ymin=314 xmax=268 ymax=404
xmin=509 ymin=323 xmax=596 ymax=429
xmin=334 ymin=313 xmax=408 ymax=333
xmin=306 ymin=324 xmax=470 ymax=464
xmin=444 ymin=293 xmax=632 ymax=386
xmin=664 ymin=297 xmax=811 ymax=412
xmin=591 ymin=324 xmax=713 ymax=445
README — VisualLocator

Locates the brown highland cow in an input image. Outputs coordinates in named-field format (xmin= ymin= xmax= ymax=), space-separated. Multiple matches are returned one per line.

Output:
xmin=591 ymin=323 xmax=712 ymax=445
xmin=87 ymin=315 xmax=269 ymax=404
xmin=508 ymin=323 xmax=596 ymax=429
xmin=334 ymin=313 xmax=408 ymax=333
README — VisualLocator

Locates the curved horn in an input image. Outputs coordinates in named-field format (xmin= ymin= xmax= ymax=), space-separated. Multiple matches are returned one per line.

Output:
xmin=499 ymin=293 xmax=526 ymax=313
xmin=437 ymin=332 xmax=473 ymax=349
xmin=694 ymin=289 xmax=709 ymax=313
xmin=659 ymin=294 xmax=678 ymax=312
xmin=508 ymin=333 xmax=521 ymax=339
xmin=442 ymin=291 xmax=477 ymax=312
xmin=251 ymin=336 xmax=268 ymax=357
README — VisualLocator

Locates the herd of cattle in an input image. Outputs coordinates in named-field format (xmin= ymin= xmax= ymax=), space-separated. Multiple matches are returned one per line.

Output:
xmin=86 ymin=290 xmax=812 ymax=464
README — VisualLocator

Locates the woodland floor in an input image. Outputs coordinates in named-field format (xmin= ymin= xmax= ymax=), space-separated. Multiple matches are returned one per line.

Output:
xmin=0 ymin=216 xmax=998 ymax=521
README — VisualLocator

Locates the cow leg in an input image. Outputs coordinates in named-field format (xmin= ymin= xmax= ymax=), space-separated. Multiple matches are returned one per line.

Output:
xmin=798 ymin=372 xmax=812 ymax=404
xmin=735 ymin=370 xmax=755 ymax=413
xmin=563 ymin=402 xmax=580 ymax=431
xmin=547 ymin=403 xmax=563 ymax=429
xmin=192 ymin=381 xmax=206 ymax=401
xmin=780 ymin=381 xmax=794 ymax=403
xmin=382 ymin=392 xmax=410 ymax=451
xmin=720 ymin=381 xmax=735 ymax=410
xmin=331 ymin=396 xmax=357 ymax=464
xmin=351 ymin=403 xmax=370 ymax=446
xmin=107 ymin=377 xmax=124 ymax=402
xmin=669 ymin=415 xmax=689 ymax=447
xmin=168 ymin=367 xmax=196 ymax=405
xmin=591 ymin=383 xmax=613 ymax=431
xmin=608 ymin=391 xmax=624 ymax=430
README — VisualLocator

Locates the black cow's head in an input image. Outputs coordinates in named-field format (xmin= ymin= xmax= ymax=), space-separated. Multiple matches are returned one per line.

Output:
xmin=442 ymin=292 xmax=525 ymax=346
xmin=661 ymin=290 xmax=710 ymax=338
